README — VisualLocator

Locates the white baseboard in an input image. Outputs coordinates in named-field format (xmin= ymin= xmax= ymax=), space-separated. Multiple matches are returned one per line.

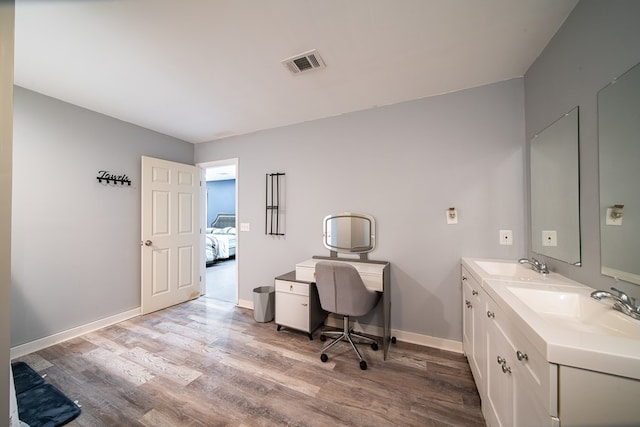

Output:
xmin=237 ymin=298 xmax=252 ymax=310
xmin=10 ymin=308 xmax=141 ymax=359
xmin=324 ymin=314 xmax=462 ymax=354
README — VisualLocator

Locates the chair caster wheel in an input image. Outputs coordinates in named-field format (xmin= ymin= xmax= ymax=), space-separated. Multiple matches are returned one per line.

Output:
xmin=360 ymin=361 xmax=367 ymax=370
xmin=391 ymin=336 xmax=397 ymax=344
xmin=371 ymin=342 xmax=378 ymax=351
xmin=320 ymin=353 xmax=328 ymax=363
xmin=320 ymin=335 xmax=326 ymax=342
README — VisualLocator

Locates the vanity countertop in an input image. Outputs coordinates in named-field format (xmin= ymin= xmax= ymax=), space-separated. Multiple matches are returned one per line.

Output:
xmin=462 ymin=257 xmax=640 ymax=380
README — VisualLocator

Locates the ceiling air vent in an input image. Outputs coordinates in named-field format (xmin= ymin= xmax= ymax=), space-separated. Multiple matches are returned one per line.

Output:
xmin=281 ymin=49 xmax=326 ymax=75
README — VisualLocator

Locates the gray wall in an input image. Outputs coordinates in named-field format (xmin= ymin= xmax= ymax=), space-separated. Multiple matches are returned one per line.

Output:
xmin=11 ymin=87 xmax=194 ymax=346
xmin=1 ymin=1 xmax=14 ymax=422
xmin=524 ymin=0 xmax=640 ymax=298
xmin=196 ymin=78 xmax=526 ymax=342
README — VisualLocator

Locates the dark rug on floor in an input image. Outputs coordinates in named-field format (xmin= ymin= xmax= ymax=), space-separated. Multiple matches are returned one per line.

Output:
xmin=12 ymin=361 xmax=81 ymax=427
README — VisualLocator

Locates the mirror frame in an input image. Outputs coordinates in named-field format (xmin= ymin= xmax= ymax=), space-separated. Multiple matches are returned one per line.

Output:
xmin=322 ymin=212 xmax=376 ymax=254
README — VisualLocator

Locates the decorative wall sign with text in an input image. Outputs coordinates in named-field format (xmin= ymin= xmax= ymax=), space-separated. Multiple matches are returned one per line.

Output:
xmin=96 ymin=170 xmax=131 ymax=186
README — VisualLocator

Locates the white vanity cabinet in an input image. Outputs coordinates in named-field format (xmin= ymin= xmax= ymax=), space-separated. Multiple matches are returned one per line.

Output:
xmin=483 ymin=295 xmax=556 ymax=427
xmin=462 ymin=258 xmax=640 ymax=427
xmin=462 ymin=259 xmax=558 ymax=427
xmin=461 ymin=267 xmax=486 ymax=391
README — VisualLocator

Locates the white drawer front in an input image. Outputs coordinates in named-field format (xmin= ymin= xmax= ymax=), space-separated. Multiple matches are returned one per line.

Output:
xmin=295 ymin=260 xmax=383 ymax=292
xmin=275 ymin=279 xmax=309 ymax=296
xmin=295 ymin=266 xmax=316 ymax=284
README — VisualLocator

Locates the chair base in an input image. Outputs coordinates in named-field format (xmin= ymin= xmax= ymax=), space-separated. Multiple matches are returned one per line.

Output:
xmin=320 ymin=315 xmax=378 ymax=370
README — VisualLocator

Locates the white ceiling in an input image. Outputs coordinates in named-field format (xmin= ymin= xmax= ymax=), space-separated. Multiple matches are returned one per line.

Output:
xmin=14 ymin=0 xmax=578 ymax=144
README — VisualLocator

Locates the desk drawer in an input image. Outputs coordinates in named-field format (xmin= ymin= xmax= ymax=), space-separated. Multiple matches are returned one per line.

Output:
xmin=275 ymin=279 xmax=309 ymax=297
xmin=295 ymin=264 xmax=383 ymax=292
xmin=295 ymin=266 xmax=316 ymax=283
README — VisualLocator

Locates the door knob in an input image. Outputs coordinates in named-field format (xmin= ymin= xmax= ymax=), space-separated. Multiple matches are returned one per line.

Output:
xmin=144 ymin=240 xmax=152 ymax=246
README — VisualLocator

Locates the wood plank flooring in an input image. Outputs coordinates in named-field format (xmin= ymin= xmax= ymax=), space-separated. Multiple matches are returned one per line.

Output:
xmin=15 ymin=297 xmax=485 ymax=426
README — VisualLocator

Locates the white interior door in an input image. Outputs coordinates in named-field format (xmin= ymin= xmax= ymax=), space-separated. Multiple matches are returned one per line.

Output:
xmin=141 ymin=156 xmax=201 ymax=315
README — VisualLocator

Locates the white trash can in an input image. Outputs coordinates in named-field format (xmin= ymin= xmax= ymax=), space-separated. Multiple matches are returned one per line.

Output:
xmin=253 ymin=286 xmax=275 ymax=322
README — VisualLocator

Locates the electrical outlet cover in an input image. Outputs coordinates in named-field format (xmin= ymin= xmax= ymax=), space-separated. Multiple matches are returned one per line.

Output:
xmin=499 ymin=230 xmax=513 ymax=246
xmin=542 ymin=230 xmax=557 ymax=247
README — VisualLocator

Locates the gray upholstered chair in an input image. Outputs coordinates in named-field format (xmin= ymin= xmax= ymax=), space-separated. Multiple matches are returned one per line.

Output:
xmin=315 ymin=261 xmax=381 ymax=370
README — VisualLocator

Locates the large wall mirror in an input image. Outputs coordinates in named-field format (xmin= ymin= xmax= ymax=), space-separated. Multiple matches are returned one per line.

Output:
xmin=598 ymin=61 xmax=640 ymax=285
xmin=530 ymin=107 xmax=581 ymax=265
xmin=323 ymin=212 xmax=376 ymax=254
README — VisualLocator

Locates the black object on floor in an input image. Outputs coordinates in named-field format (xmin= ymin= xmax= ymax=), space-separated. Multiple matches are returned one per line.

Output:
xmin=11 ymin=361 xmax=81 ymax=427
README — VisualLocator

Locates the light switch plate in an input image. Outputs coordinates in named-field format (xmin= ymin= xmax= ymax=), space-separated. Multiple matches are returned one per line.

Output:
xmin=499 ymin=230 xmax=513 ymax=245
xmin=542 ymin=230 xmax=557 ymax=247
xmin=240 ymin=222 xmax=250 ymax=232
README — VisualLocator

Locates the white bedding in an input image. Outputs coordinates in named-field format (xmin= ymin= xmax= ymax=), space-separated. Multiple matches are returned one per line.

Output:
xmin=205 ymin=228 xmax=236 ymax=263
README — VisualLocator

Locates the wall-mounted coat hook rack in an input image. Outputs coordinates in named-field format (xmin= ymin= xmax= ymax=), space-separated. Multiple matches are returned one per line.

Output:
xmin=96 ymin=170 xmax=131 ymax=186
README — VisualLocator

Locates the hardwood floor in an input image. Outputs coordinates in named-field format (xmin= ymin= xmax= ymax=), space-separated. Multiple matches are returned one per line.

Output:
xmin=15 ymin=297 xmax=485 ymax=426
xmin=205 ymin=258 xmax=236 ymax=303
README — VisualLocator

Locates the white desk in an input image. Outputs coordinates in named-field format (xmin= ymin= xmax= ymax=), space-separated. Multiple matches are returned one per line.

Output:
xmin=295 ymin=256 xmax=391 ymax=360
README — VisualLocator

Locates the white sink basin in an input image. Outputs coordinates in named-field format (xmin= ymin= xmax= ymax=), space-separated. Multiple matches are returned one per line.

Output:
xmin=475 ymin=260 xmax=544 ymax=279
xmin=506 ymin=286 xmax=640 ymax=338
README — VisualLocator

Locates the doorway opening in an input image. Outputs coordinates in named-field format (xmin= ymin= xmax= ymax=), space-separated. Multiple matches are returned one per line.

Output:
xmin=199 ymin=159 xmax=238 ymax=304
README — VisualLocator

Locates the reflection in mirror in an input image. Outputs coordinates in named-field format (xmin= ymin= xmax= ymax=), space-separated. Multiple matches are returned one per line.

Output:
xmin=530 ymin=107 xmax=581 ymax=265
xmin=323 ymin=212 xmax=375 ymax=254
xmin=599 ymin=61 xmax=640 ymax=285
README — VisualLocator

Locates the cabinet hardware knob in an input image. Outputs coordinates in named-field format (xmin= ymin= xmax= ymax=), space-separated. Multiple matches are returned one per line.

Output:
xmin=302 ymin=303 xmax=308 ymax=307
xmin=497 ymin=355 xmax=505 ymax=365
xmin=516 ymin=350 xmax=528 ymax=361
xmin=465 ymin=300 xmax=472 ymax=308
xmin=144 ymin=240 xmax=152 ymax=246
xmin=487 ymin=311 xmax=495 ymax=319
xmin=289 ymin=285 xmax=293 ymax=291
xmin=472 ymin=290 xmax=479 ymax=296
xmin=462 ymin=276 xmax=467 ymax=281
xmin=501 ymin=363 xmax=512 ymax=374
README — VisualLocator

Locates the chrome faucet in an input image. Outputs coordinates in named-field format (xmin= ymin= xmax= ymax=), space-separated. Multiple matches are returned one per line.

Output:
xmin=590 ymin=287 xmax=640 ymax=320
xmin=518 ymin=257 xmax=549 ymax=275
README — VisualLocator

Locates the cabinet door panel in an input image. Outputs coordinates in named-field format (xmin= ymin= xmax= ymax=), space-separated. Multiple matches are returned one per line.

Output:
xmin=514 ymin=377 xmax=550 ymax=427
xmin=462 ymin=281 xmax=473 ymax=354
xmin=485 ymin=302 xmax=514 ymax=427
xmin=275 ymin=292 xmax=309 ymax=331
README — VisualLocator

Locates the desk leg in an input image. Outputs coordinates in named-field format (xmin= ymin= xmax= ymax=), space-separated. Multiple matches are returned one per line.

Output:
xmin=382 ymin=292 xmax=391 ymax=360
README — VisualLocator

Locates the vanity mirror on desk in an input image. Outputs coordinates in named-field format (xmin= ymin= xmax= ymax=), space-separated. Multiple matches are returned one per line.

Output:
xmin=274 ymin=213 xmax=393 ymax=360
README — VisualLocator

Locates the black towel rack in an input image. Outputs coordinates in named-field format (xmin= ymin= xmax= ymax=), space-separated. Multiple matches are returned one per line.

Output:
xmin=266 ymin=172 xmax=285 ymax=236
